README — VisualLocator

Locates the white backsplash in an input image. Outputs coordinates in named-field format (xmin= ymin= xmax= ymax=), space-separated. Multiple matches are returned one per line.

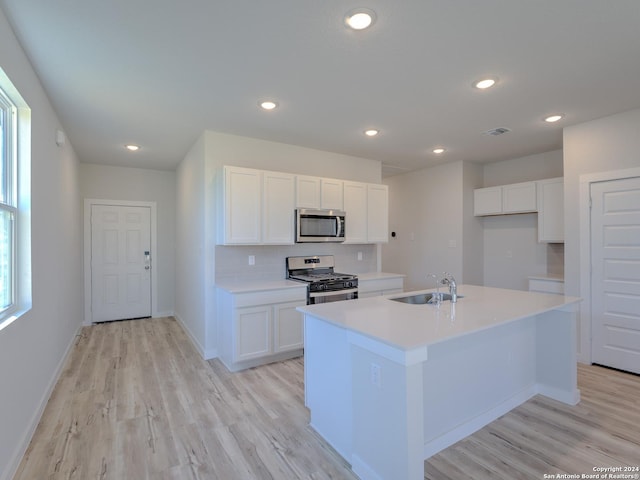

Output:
xmin=215 ymin=244 xmax=378 ymax=282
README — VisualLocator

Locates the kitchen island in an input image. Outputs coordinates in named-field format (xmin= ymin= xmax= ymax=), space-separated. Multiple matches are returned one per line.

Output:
xmin=298 ymin=285 xmax=581 ymax=480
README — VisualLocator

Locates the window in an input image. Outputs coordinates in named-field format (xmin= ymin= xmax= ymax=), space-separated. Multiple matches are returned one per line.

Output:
xmin=0 ymin=88 xmax=16 ymax=317
xmin=0 ymin=68 xmax=30 ymax=330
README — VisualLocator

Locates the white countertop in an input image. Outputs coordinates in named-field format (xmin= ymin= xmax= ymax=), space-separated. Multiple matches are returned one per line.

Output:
xmin=216 ymin=279 xmax=307 ymax=294
xmin=528 ymin=274 xmax=565 ymax=282
xmin=298 ymin=285 xmax=581 ymax=351
xmin=358 ymin=272 xmax=406 ymax=281
xmin=216 ymin=272 xmax=404 ymax=293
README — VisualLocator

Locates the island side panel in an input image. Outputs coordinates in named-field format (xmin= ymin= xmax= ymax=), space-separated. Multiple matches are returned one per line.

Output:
xmin=535 ymin=305 xmax=580 ymax=404
xmin=421 ymin=317 xmax=538 ymax=458
xmin=303 ymin=314 xmax=353 ymax=461
xmin=349 ymin=344 xmax=425 ymax=480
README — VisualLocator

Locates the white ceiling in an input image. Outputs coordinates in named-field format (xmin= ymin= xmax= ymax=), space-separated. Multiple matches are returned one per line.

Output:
xmin=2 ymin=1 xmax=640 ymax=176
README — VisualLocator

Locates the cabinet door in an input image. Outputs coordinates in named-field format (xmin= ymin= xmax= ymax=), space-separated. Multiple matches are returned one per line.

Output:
xmin=234 ymin=305 xmax=271 ymax=362
xmin=321 ymin=178 xmax=344 ymax=210
xmin=474 ymin=187 xmax=502 ymax=216
xmin=296 ymin=175 xmax=321 ymax=208
xmin=537 ymin=178 xmax=564 ymax=243
xmin=367 ymin=184 xmax=389 ymax=242
xmin=223 ymin=166 xmax=262 ymax=244
xmin=343 ymin=181 xmax=368 ymax=243
xmin=502 ymin=182 xmax=537 ymax=213
xmin=263 ymin=171 xmax=295 ymax=244
xmin=273 ymin=301 xmax=304 ymax=353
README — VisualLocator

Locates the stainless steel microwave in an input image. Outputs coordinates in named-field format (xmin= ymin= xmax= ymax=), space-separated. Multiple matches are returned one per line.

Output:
xmin=295 ymin=209 xmax=346 ymax=243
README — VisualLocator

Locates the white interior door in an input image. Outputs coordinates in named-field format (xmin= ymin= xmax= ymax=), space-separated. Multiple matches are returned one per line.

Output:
xmin=91 ymin=204 xmax=151 ymax=322
xmin=591 ymin=176 xmax=640 ymax=374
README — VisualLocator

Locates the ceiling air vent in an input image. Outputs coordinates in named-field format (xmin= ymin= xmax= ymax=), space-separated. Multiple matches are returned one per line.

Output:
xmin=483 ymin=127 xmax=511 ymax=136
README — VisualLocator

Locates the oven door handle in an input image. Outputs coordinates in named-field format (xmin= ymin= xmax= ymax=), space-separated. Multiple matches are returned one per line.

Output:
xmin=310 ymin=288 xmax=358 ymax=298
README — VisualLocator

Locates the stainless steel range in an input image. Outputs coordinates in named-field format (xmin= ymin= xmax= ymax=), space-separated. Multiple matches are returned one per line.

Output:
xmin=286 ymin=255 xmax=358 ymax=304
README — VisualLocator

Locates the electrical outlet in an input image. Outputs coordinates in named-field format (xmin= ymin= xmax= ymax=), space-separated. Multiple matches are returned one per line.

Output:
xmin=248 ymin=255 xmax=255 ymax=265
xmin=506 ymin=250 xmax=513 ymax=258
xmin=370 ymin=363 xmax=381 ymax=388
xmin=357 ymin=251 xmax=363 ymax=261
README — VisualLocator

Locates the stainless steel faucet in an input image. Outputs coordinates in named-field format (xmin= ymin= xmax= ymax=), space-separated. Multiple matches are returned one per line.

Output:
xmin=441 ymin=272 xmax=458 ymax=303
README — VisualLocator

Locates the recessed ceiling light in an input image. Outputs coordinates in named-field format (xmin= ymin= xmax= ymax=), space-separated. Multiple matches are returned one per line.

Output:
xmin=125 ymin=144 xmax=140 ymax=151
xmin=544 ymin=114 xmax=564 ymax=123
xmin=345 ymin=8 xmax=376 ymax=30
xmin=432 ymin=147 xmax=446 ymax=154
xmin=473 ymin=76 xmax=499 ymax=90
xmin=259 ymin=100 xmax=278 ymax=110
xmin=364 ymin=129 xmax=379 ymax=137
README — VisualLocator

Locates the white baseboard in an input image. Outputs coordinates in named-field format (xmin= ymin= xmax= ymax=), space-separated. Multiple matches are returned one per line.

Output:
xmin=351 ymin=453 xmax=384 ymax=480
xmin=536 ymin=383 xmax=581 ymax=405
xmin=173 ymin=313 xmax=218 ymax=360
xmin=1 ymin=324 xmax=83 ymax=480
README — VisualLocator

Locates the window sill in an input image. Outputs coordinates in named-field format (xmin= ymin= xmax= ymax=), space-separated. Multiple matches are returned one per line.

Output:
xmin=0 ymin=307 xmax=30 ymax=332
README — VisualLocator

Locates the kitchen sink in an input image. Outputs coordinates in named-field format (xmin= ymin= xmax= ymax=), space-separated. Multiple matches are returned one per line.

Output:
xmin=390 ymin=292 xmax=463 ymax=304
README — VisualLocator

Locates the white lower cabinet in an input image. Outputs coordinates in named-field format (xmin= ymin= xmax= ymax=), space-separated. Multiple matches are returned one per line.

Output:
xmin=273 ymin=301 xmax=304 ymax=353
xmin=235 ymin=305 xmax=272 ymax=361
xmin=218 ymin=286 xmax=306 ymax=372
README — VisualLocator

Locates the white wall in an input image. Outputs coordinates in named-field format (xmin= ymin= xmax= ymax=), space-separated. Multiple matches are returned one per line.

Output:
xmin=462 ymin=162 xmax=484 ymax=285
xmin=203 ymin=130 xmax=382 ymax=183
xmin=79 ymin=163 xmax=176 ymax=316
xmin=481 ymin=150 xmax=564 ymax=290
xmin=382 ymin=161 xmax=483 ymax=290
xmin=175 ymin=135 xmax=209 ymax=356
xmin=482 ymin=150 xmax=564 ymax=186
xmin=563 ymin=108 xmax=640 ymax=362
xmin=0 ymin=8 xmax=83 ymax=480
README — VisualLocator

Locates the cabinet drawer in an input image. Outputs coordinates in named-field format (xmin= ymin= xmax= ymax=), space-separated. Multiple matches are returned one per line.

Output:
xmin=528 ymin=278 xmax=564 ymax=294
xmin=234 ymin=288 xmax=307 ymax=307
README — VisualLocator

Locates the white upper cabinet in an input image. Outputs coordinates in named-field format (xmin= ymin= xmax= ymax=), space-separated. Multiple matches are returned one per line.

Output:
xmin=343 ymin=181 xmax=368 ymax=243
xmin=263 ymin=171 xmax=295 ymax=244
xmin=296 ymin=175 xmax=344 ymax=210
xmin=320 ymin=178 xmax=344 ymax=210
xmin=474 ymin=186 xmax=503 ymax=216
xmin=474 ymin=176 xmax=565 ymax=243
xmin=474 ymin=181 xmax=537 ymax=216
xmin=220 ymin=166 xmax=388 ymax=245
xmin=296 ymin=175 xmax=321 ymax=208
xmin=220 ymin=166 xmax=262 ymax=244
xmin=367 ymin=184 xmax=389 ymax=243
xmin=537 ymin=177 xmax=564 ymax=243
xmin=219 ymin=166 xmax=294 ymax=245
xmin=502 ymin=182 xmax=537 ymax=214
xmin=343 ymin=181 xmax=389 ymax=243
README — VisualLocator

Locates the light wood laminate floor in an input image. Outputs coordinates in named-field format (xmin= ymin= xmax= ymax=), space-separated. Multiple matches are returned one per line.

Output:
xmin=13 ymin=317 xmax=640 ymax=480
